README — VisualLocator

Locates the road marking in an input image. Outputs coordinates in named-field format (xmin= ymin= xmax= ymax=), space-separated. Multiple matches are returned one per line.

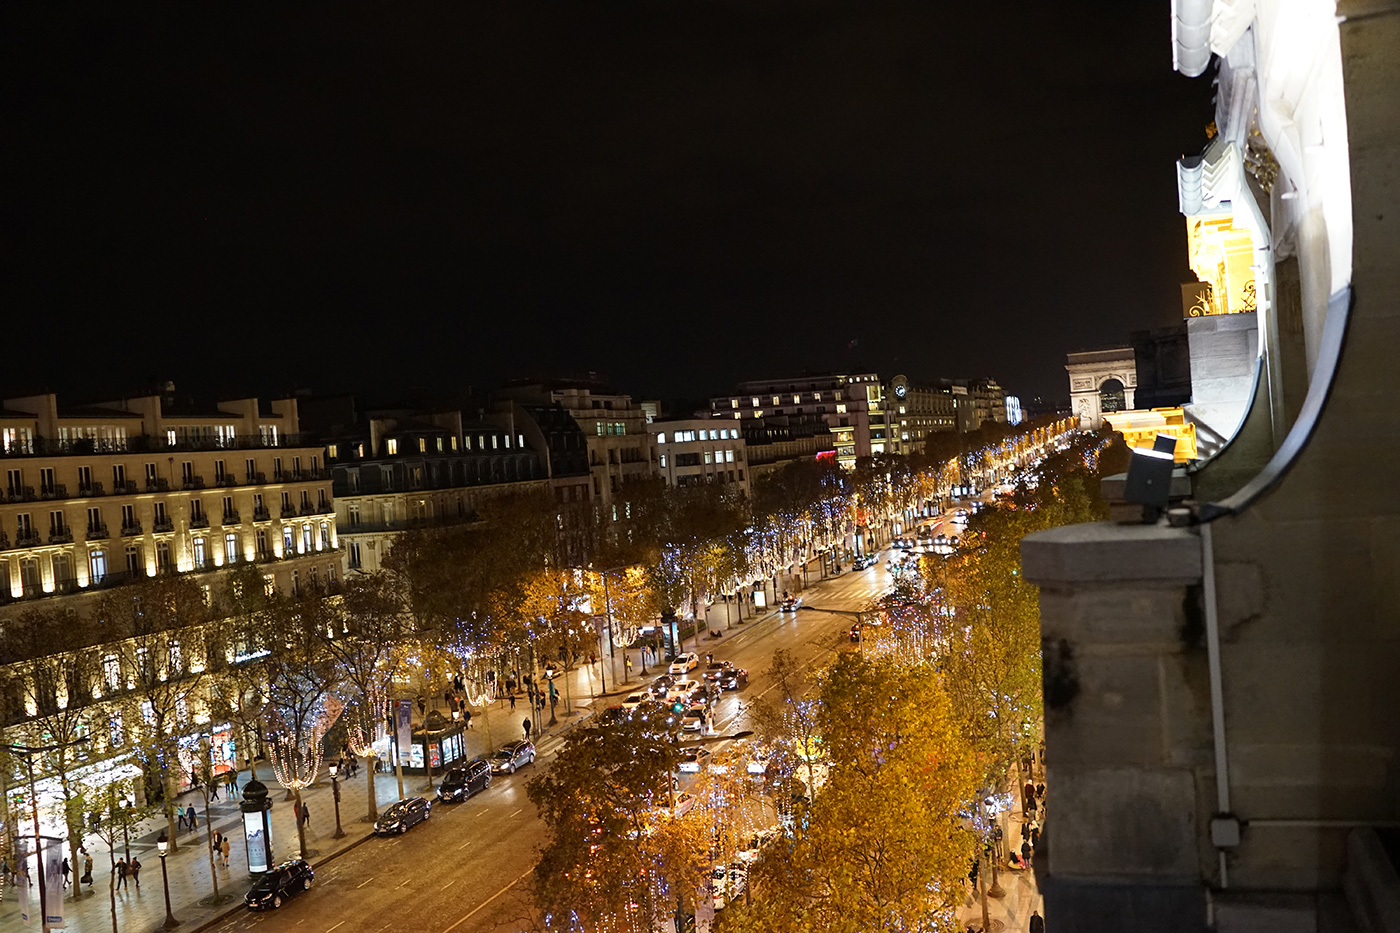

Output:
xmin=442 ymin=868 xmax=534 ymax=933
xmin=458 ymin=840 xmax=472 ymax=850
xmin=327 ymin=922 xmax=346 ymax=933
xmin=397 ymin=877 xmax=412 ymax=888
xmin=440 ymin=879 xmax=456 ymax=891
xmin=509 ymin=808 xmax=523 ymax=818
xmin=355 ymin=876 xmax=374 ymax=888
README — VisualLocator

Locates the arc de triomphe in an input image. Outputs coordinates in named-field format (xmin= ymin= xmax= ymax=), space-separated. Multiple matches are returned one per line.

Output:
xmin=1066 ymin=348 xmax=1137 ymax=429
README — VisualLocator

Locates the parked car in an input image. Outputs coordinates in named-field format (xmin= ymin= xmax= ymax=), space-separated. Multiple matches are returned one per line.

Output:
xmin=490 ymin=740 xmax=536 ymax=774
xmin=373 ymin=796 xmax=431 ymax=835
xmin=436 ymin=759 xmax=491 ymax=803
xmin=679 ymin=747 xmax=713 ymax=773
xmin=244 ymin=859 xmax=314 ymax=910
xmin=670 ymin=652 xmax=699 ymax=674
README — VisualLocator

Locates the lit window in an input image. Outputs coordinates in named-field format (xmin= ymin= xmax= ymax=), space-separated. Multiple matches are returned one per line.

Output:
xmin=725 ymin=449 xmax=734 ymax=462
xmin=657 ymin=432 xmax=666 ymax=444
xmin=813 ymin=392 xmax=821 ymax=401
xmin=327 ymin=444 xmax=338 ymax=458
xmin=751 ymin=398 xmax=759 ymax=407
xmin=771 ymin=395 xmax=780 ymax=405
xmin=386 ymin=438 xmax=398 ymax=455
xmin=731 ymin=399 xmax=738 ymax=408
xmin=733 ymin=413 xmax=741 ymax=420
xmin=659 ymin=455 xmax=667 ymax=468
xmin=755 ymin=411 xmax=763 ymax=418
xmin=436 ymin=437 xmax=443 ymax=451
xmin=792 ymin=395 xmax=800 ymax=404
xmin=708 ymin=430 xmax=718 ymax=440
xmin=836 ymin=404 xmax=847 ymax=414
xmin=418 ymin=438 xmax=426 ymax=453
xmin=704 ymin=451 xmax=713 ymax=464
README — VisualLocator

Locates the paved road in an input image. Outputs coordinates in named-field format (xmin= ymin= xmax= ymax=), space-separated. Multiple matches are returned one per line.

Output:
xmin=209 ymin=561 xmax=894 ymax=933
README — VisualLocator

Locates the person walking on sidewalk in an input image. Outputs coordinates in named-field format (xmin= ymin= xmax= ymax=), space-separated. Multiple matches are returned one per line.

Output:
xmin=220 ymin=835 xmax=231 ymax=868
xmin=82 ymin=853 xmax=94 ymax=887
xmin=61 ymin=857 xmax=71 ymax=888
xmin=115 ymin=858 xmax=129 ymax=892
xmin=522 ymin=717 xmax=532 ymax=741
xmin=188 ymin=804 xmax=199 ymax=832
xmin=130 ymin=855 xmax=142 ymax=889
xmin=175 ymin=804 xmax=186 ymax=831
xmin=1029 ymin=911 xmax=1045 ymax=933
xmin=299 ymin=802 xmax=311 ymax=827
xmin=508 ymin=692 xmax=516 ymax=711
xmin=463 ymin=708 xmax=473 ymax=730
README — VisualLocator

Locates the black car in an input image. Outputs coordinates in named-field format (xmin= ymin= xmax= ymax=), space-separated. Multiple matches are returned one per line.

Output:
xmin=489 ymin=740 xmax=536 ymax=774
xmin=373 ymin=796 xmax=431 ymax=835
xmin=244 ymin=859 xmax=314 ymax=910
xmin=437 ymin=759 xmax=491 ymax=803
xmin=718 ymin=666 xmax=748 ymax=690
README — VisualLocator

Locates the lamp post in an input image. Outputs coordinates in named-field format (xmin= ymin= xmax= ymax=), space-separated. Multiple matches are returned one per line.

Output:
xmin=156 ymin=830 xmax=180 ymax=928
xmin=328 ymin=764 xmax=345 ymax=839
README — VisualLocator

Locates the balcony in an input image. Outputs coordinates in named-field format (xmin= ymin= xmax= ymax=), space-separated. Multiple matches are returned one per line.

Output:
xmin=247 ymin=472 xmax=267 ymax=485
xmin=145 ymin=478 xmax=170 ymax=492
xmin=112 ymin=480 xmax=138 ymax=495
xmin=0 ymin=432 xmax=320 ymax=458
xmin=317 ymin=502 xmax=334 ymax=514
xmin=6 ymin=486 xmax=37 ymax=503
xmin=252 ymin=506 xmax=271 ymax=522
xmin=152 ymin=518 xmax=174 ymax=533
xmin=190 ymin=514 xmax=210 ymax=529
xmin=299 ymin=503 xmax=317 ymax=515
xmin=280 ymin=505 xmax=298 ymax=519
xmin=40 ymin=483 xmax=68 ymax=500
xmin=48 ymin=525 xmax=74 ymax=545
xmin=120 ymin=521 xmax=143 ymax=537
xmin=221 ymin=510 xmax=241 ymax=525
xmin=217 ymin=474 xmax=237 ymax=487
xmin=79 ymin=481 xmax=105 ymax=497
xmin=86 ymin=523 xmax=109 ymax=541
xmin=182 ymin=476 xmax=206 ymax=491
xmin=0 ymin=531 xmax=8 ymax=550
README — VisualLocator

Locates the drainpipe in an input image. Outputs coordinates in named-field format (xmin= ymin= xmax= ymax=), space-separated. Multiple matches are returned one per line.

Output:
xmin=1200 ymin=522 xmax=1236 ymax=888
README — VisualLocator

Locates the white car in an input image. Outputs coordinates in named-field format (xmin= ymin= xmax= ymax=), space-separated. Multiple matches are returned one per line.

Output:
xmin=620 ymin=692 xmax=650 ymax=712
xmin=669 ymin=653 xmax=699 ymax=674
xmin=681 ymin=706 xmax=709 ymax=733
xmin=667 ymin=679 xmax=701 ymax=703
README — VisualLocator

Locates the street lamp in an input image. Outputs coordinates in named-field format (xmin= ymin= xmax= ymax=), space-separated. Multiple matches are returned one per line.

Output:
xmin=328 ymin=764 xmax=346 ymax=839
xmin=156 ymin=830 xmax=181 ymax=928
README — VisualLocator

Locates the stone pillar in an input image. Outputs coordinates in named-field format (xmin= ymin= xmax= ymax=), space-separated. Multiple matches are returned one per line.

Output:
xmin=1022 ymin=521 xmax=1209 ymax=932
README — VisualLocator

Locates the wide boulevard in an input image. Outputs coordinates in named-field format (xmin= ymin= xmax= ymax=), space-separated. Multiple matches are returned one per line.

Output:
xmin=208 ymin=559 xmax=896 ymax=933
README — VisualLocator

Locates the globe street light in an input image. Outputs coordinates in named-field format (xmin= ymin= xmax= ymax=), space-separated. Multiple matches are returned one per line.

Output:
xmin=155 ymin=830 xmax=180 ymax=928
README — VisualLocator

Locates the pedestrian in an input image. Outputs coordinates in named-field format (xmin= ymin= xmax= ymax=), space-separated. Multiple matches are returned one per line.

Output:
xmin=625 ymin=656 xmax=633 ymax=675
xmin=1036 ymin=782 xmax=1046 ymax=801
xmin=61 ymin=856 xmax=71 ymax=888
xmin=300 ymin=803 xmax=311 ymax=826
xmin=522 ymin=717 xmax=532 ymax=741
xmin=115 ymin=858 xmax=129 ymax=891
xmin=220 ymin=835 xmax=232 ymax=868
xmin=82 ymin=853 xmax=94 ymax=887
xmin=444 ymin=688 xmax=454 ymax=709
xmin=1021 ymin=840 xmax=1032 ymax=868
xmin=188 ymin=804 xmax=199 ymax=831
xmin=228 ymin=771 xmax=240 ymax=795
xmin=130 ymin=855 xmax=142 ymax=888
xmin=210 ymin=778 xmax=220 ymax=801
xmin=509 ymin=692 xmax=517 ymax=710
xmin=1031 ymin=824 xmax=1041 ymax=849
xmin=463 ymin=708 xmax=473 ymax=730
xmin=175 ymin=803 xmax=186 ymax=830
xmin=1029 ymin=911 xmax=1045 ymax=933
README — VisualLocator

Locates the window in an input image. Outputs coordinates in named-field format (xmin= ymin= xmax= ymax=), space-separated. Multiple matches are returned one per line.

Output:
xmin=659 ymin=454 xmax=667 ymax=468
xmin=222 ymin=496 xmax=234 ymax=519
xmin=725 ymin=449 xmax=735 ymax=463
xmin=657 ymin=433 xmax=666 ymax=444
xmin=121 ymin=504 xmax=136 ymax=528
xmin=327 ymin=565 xmax=336 ymax=586
xmin=418 ymin=437 xmax=426 ymax=453
xmin=214 ymin=459 xmax=226 ymax=482
xmin=245 ymin=458 xmax=257 ymax=480
xmin=813 ymin=392 xmax=821 ymax=401
xmin=386 ymin=438 xmax=398 ymax=455
xmin=156 ymin=540 xmax=172 ymax=572
xmin=103 ymin=655 xmax=120 ymax=693
xmin=255 ymin=529 xmax=269 ymax=560
xmin=327 ymin=444 xmax=338 ymax=459
xmin=771 ymin=395 xmax=780 ymax=405
xmin=836 ymin=404 xmax=847 ymax=414
xmin=709 ymin=430 xmax=718 ymax=440
xmin=181 ymin=461 xmax=194 ymax=483
xmin=704 ymin=450 xmax=714 ymax=464
xmin=124 ymin=545 xmax=141 ymax=575
xmin=169 ymin=639 xmax=182 ymax=675
xmin=192 ymin=536 xmax=207 ymax=567
xmin=87 ymin=507 xmax=102 ymax=531
xmin=154 ymin=501 xmax=168 ymax=526
xmin=793 ymin=394 xmax=801 ymax=404
xmin=302 ymin=524 xmax=312 ymax=553
xmin=291 ymin=570 xmax=300 ymax=596
xmin=349 ymin=541 xmax=362 ymax=568
xmin=77 ymin=465 xmax=93 ymax=491
xmin=109 ymin=711 xmax=124 ymax=747
xmin=112 ymin=464 xmax=126 ymax=488
xmin=280 ymin=520 xmax=293 ymax=552
xmin=145 ymin=462 xmax=158 ymax=487
xmin=225 ymin=532 xmax=240 ymax=562
xmin=347 ymin=503 xmax=360 ymax=525
xmin=319 ymin=523 xmax=330 ymax=549
xmin=5 ymin=468 xmax=21 ymax=495
xmin=751 ymin=397 xmax=759 ymax=407
xmin=89 ymin=549 xmax=107 ymax=583
xmin=39 ymin=467 xmax=56 ymax=495
xmin=49 ymin=509 xmax=65 ymax=536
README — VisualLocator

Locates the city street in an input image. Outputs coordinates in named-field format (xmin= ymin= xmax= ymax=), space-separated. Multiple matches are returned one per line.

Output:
xmin=206 ymin=563 xmax=882 ymax=933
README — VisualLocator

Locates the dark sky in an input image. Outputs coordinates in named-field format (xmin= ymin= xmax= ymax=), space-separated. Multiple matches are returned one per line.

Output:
xmin=3 ymin=2 xmax=1213 ymax=407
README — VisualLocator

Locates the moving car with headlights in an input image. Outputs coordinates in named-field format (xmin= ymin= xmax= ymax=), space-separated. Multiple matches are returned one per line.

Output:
xmin=437 ymin=759 xmax=491 ymax=803
xmin=244 ymin=859 xmax=314 ymax=910
xmin=780 ymin=595 xmax=800 ymax=612
xmin=489 ymin=740 xmax=536 ymax=774
xmin=853 ymin=552 xmax=878 ymax=570
xmin=373 ymin=796 xmax=431 ymax=835
xmin=669 ymin=652 xmax=699 ymax=674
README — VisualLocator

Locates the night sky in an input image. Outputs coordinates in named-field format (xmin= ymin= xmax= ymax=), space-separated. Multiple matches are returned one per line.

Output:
xmin=4 ymin=3 xmax=1214 ymax=407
